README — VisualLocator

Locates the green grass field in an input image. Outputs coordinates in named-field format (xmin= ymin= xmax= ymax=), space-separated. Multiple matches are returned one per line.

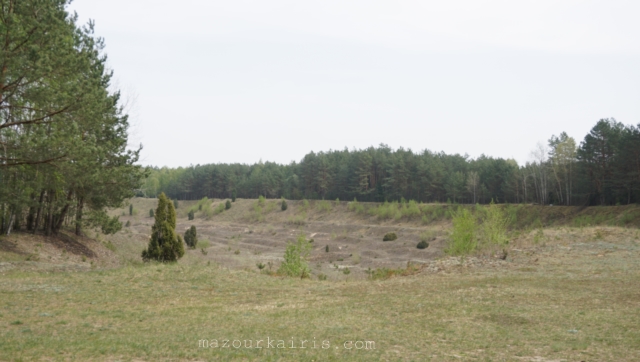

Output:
xmin=1 ymin=200 xmax=640 ymax=361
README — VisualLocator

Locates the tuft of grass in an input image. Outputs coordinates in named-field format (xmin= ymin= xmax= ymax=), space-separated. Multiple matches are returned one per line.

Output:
xmin=196 ymin=239 xmax=210 ymax=249
xmin=420 ymin=230 xmax=436 ymax=242
xmin=383 ymin=232 xmax=397 ymax=241
xmin=287 ymin=213 xmax=307 ymax=226
xmin=348 ymin=198 xmax=365 ymax=214
xmin=316 ymin=200 xmax=332 ymax=213
xmin=366 ymin=263 xmax=422 ymax=280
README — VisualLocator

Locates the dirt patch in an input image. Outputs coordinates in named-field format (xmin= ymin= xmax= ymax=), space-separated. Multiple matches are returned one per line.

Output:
xmin=42 ymin=232 xmax=97 ymax=258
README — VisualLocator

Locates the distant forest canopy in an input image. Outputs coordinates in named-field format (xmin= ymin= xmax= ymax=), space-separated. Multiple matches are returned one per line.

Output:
xmin=0 ymin=1 xmax=144 ymax=236
xmin=144 ymin=118 xmax=640 ymax=206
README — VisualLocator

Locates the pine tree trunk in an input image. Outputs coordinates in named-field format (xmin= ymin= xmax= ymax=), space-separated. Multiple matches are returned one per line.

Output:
xmin=33 ymin=190 xmax=46 ymax=233
xmin=75 ymin=197 xmax=84 ymax=236
xmin=5 ymin=210 xmax=15 ymax=236
xmin=53 ymin=190 xmax=73 ymax=233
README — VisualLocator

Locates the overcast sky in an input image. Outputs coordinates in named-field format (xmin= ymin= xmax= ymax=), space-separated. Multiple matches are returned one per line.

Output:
xmin=68 ymin=0 xmax=640 ymax=168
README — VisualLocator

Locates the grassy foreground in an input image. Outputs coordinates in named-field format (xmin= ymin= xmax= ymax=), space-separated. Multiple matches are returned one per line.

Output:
xmin=2 ymin=230 xmax=640 ymax=362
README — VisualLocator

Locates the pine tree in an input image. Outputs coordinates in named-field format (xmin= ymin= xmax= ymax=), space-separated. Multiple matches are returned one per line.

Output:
xmin=225 ymin=199 xmax=231 ymax=210
xmin=141 ymin=193 xmax=184 ymax=262
xmin=129 ymin=204 xmax=133 ymax=216
xmin=184 ymin=225 xmax=197 ymax=249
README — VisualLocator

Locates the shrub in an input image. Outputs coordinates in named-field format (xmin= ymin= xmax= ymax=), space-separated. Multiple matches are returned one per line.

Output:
xmin=213 ymin=203 xmax=225 ymax=215
xmin=335 ymin=198 xmax=340 ymax=206
xmin=318 ymin=273 xmax=328 ymax=281
xmin=278 ymin=234 xmax=312 ymax=277
xmin=225 ymin=200 xmax=231 ymax=210
xmin=281 ymin=198 xmax=288 ymax=211
xmin=348 ymin=198 xmax=365 ymax=214
xmin=417 ymin=241 xmax=429 ymax=249
xmin=325 ymin=245 xmax=329 ymax=252
xmin=188 ymin=210 xmax=195 ymax=220
xmin=149 ymin=209 xmax=154 ymax=218
xmin=287 ymin=213 xmax=306 ymax=226
xmin=129 ymin=204 xmax=133 ymax=216
xmin=301 ymin=199 xmax=310 ymax=211
xmin=184 ymin=225 xmax=197 ymax=249
xmin=101 ymin=216 xmax=122 ymax=235
xmin=257 ymin=262 xmax=265 ymax=270
xmin=317 ymin=200 xmax=332 ymax=213
xmin=446 ymin=208 xmax=478 ymax=256
xmin=125 ymin=220 xmax=131 ymax=227
xmin=383 ymin=232 xmax=397 ymax=241
xmin=232 ymin=191 xmax=237 ymax=202
xmin=482 ymin=202 xmax=509 ymax=245
xmin=342 ymin=268 xmax=351 ymax=275
xmin=141 ymin=193 xmax=185 ymax=262
xmin=173 ymin=200 xmax=179 ymax=209
xmin=258 ymin=195 xmax=266 ymax=206
xmin=401 ymin=200 xmax=421 ymax=219
xmin=199 ymin=201 xmax=214 ymax=218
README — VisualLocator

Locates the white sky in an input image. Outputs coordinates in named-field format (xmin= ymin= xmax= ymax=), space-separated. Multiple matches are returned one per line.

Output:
xmin=69 ymin=0 xmax=640 ymax=168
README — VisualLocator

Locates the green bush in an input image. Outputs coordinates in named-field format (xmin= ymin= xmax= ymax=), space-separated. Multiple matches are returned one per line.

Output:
xmin=225 ymin=200 xmax=231 ymax=210
xmin=278 ymin=234 xmax=312 ymax=278
xmin=325 ymin=245 xmax=329 ymax=252
xmin=258 ymin=195 xmax=266 ymax=207
xmin=188 ymin=210 xmax=195 ymax=220
xmin=317 ymin=200 xmax=332 ymax=213
xmin=232 ymin=191 xmax=237 ymax=202
xmin=141 ymin=193 xmax=184 ymax=262
xmin=173 ymin=200 xmax=179 ymax=209
xmin=482 ymin=202 xmax=509 ymax=245
xmin=184 ymin=225 xmax=197 ymax=249
xmin=125 ymin=220 xmax=131 ymax=227
xmin=446 ymin=208 xmax=478 ymax=256
xmin=416 ymin=241 xmax=429 ymax=249
xmin=129 ymin=204 xmax=133 ymax=216
xmin=383 ymin=232 xmax=397 ymax=241
xmin=348 ymin=198 xmax=365 ymax=214
xmin=213 ymin=203 xmax=225 ymax=215
xmin=301 ymin=199 xmax=310 ymax=211
xmin=101 ymin=216 xmax=122 ymax=235
xmin=281 ymin=198 xmax=288 ymax=211
xmin=149 ymin=209 xmax=154 ymax=218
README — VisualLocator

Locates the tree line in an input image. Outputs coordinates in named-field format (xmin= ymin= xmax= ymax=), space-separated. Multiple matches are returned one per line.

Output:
xmin=144 ymin=119 xmax=640 ymax=206
xmin=0 ymin=0 xmax=144 ymax=236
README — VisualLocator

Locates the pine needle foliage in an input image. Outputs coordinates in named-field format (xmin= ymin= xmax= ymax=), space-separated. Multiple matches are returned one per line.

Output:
xmin=278 ymin=234 xmax=312 ymax=278
xmin=142 ymin=193 xmax=184 ymax=262
xmin=184 ymin=225 xmax=197 ymax=249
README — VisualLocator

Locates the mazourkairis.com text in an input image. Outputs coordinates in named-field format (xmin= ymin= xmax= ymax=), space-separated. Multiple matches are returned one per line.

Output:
xmin=199 ymin=338 xmax=376 ymax=350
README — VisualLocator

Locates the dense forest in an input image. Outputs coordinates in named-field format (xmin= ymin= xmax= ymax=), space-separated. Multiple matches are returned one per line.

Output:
xmin=0 ymin=0 xmax=144 ymax=236
xmin=144 ymin=119 xmax=640 ymax=206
